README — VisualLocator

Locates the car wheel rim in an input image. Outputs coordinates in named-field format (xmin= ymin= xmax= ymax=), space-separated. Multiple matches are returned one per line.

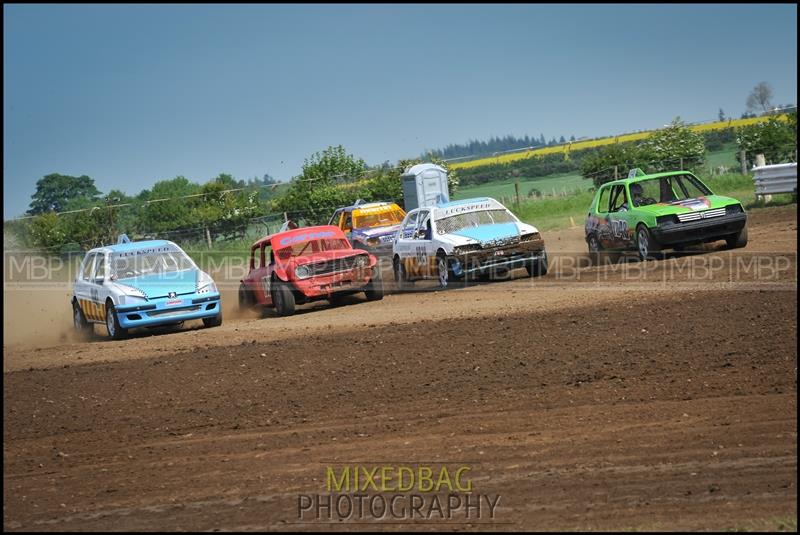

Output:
xmin=438 ymin=258 xmax=448 ymax=287
xmin=590 ymin=237 xmax=599 ymax=252
xmin=106 ymin=310 xmax=115 ymax=336
xmin=638 ymin=230 xmax=648 ymax=257
xmin=74 ymin=308 xmax=82 ymax=329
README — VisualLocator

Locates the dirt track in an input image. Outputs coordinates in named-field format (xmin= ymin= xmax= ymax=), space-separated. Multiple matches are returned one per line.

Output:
xmin=3 ymin=204 xmax=797 ymax=531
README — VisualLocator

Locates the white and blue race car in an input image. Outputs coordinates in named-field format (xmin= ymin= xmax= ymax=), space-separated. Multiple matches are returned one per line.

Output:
xmin=71 ymin=236 xmax=222 ymax=340
xmin=392 ymin=197 xmax=548 ymax=289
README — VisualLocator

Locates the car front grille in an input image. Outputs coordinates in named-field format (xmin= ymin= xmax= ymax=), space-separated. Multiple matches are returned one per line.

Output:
xmin=308 ymin=254 xmax=367 ymax=276
xmin=676 ymin=208 xmax=727 ymax=223
xmin=480 ymin=235 xmax=520 ymax=248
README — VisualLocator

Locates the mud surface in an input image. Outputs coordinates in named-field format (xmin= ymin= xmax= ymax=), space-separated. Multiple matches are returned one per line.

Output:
xmin=3 ymin=204 xmax=797 ymax=531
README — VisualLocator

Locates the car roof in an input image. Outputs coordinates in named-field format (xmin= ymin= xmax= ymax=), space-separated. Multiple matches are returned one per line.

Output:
xmin=340 ymin=201 xmax=397 ymax=212
xmin=601 ymin=170 xmax=695 ymax=188
xmin=87 ymin=239 xmax=176 ymax=255
xmin=251 ymin=225 xmax=344 ymax=250
xmin=435 ymin=197 xmax=494 ymax=210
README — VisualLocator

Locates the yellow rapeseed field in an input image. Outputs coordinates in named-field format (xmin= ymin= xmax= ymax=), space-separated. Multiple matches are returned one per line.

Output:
xmin=450 ymin=115 xmax=789 ymax=171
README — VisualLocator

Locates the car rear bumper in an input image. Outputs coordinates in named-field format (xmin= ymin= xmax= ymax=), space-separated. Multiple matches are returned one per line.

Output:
xmin=116 ymin=293 xmax=221 ymax=329
xmin=652 ymin=213 xmax=747 ymax=246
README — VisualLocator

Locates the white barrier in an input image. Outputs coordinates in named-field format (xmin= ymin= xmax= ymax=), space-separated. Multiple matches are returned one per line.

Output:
xmin=752 ymin=162 xmax=797 ymax=199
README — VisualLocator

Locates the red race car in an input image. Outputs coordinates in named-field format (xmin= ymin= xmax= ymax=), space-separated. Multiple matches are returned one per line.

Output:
xmin=238 ymin=225 xmax=384 ymax=316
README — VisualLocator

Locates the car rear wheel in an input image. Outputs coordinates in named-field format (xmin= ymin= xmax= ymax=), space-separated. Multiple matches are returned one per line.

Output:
xmin=105 ymin=303 xmax=128 ymax=340
xmin=587 ymin=234 xmax=602 ymax=265
xmin=636 ymin=225 xmax=661 ymax=261
xmin=394 ymin=257 xmax=411 ymax=292
xmin=271 ymin=279 xmax=296 ymax=316
xmin=238 ymin=282 xmax=253 ymax=310
xmin=725 ymin=225 xmax=748 ymax=249
xmin=73 ymin=301 xmax=93 ymax=340
xmin=365 ymin=266 xmax=385 ymax=301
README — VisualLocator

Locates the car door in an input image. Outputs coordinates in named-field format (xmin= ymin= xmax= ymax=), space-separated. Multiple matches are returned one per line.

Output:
xmin=410 ymin=209 xmax=436 ymax=278
xmin=252 ymin=242 xmax=275 ymax=306
xmin=88 ymin=252 xmax=110 ymax=321
xmin=74 ymin=253 xmax=97 ymax=320
xmin=606 ymin=184 xmax=635 ymax=249
xmin=394 ymin=210 xmax=420 ymax=275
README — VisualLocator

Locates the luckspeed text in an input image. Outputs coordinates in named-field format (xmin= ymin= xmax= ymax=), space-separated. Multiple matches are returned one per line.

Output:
xmin=297 ymin=465 xmax=502 ymax=522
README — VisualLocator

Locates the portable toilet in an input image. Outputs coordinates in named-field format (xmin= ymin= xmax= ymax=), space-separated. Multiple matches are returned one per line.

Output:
xmin=401 ymin=163 xmax=450 ymax=211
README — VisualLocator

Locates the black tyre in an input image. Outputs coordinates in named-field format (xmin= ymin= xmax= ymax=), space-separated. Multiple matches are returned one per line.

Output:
xmin=203 ymin=311 xmax=223 ymax=328
xmin=635 ymin=225 xmax=661 ymax=261
xmin=394 ymin=257 xmax=411 ymax=292
xmin=526 ymin=249 xmax=549 ymax=277
xmin=587 ymin=234 xmax=602 ymax=265
xmin=364 ymin=266 xmax=385 ymax=301
xmin=725 ymin=225 xmax=748 ymax=249
xmin=271 ymin=278 xmax=296 ymax=316
xmin=105 ymin=302 xmax=128 ymax=340
xmin=238 ymin=282 xmax=252 ymax=310
xmin=436 ymin=253 xmax=449 ymax=289
xmin=72 ymin=301 xmax=93 ymax=340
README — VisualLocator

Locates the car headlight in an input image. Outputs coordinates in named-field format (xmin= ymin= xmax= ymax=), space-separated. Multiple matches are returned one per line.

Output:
xmin=656 ymin=215 xmax=679 ymax=226
xmin=355 ymin=255 xmax=368 ymax=267
xmin=295 ymin=265 xmax=312 ymax=279
xmin=726 ymin=204 xmax=744 ymax=214
xmin=196 ymin=272 xmax=218 ymax=294
xmin=367 ymin=237 xmax=381 ymax=247
xmin=115 ymin=283 xmax=147 ymax=299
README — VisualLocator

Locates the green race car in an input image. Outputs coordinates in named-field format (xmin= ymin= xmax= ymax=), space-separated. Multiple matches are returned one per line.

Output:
xmin=585 ymin=169 xmax=748 ymax=260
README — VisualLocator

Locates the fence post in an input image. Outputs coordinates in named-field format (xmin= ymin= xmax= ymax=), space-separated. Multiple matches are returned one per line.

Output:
xmin=614 ymin=165 xmax=619 ymax=180
xmin=740 ymin=150 xmax=747 ymax=175
xmin=679 ymin=157 xmax=684 ymax=170
xmin=514 ymin=178 xmax=521 ymax=211
xmin=205 ymin=227 xmax=212 ymax=249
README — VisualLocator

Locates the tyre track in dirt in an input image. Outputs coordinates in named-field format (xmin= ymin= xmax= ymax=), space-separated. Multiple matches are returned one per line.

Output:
xmin=3 ymin=204 xmax=797 ymax=530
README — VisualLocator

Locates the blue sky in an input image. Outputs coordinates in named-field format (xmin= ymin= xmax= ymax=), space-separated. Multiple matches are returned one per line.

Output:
xmin=3 ymin=4 xmax=797 ymax=217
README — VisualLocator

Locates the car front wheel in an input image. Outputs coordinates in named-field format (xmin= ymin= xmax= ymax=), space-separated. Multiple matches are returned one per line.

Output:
xmin=271 ymin=279 xmax=296 ymax=316
xmin=365 ymin=266 xmax=384 ymax=301
xmin=636 ymin=225 xmax=661 ymax=261
xmin=725 ymin=225 xmax=748 ymax=249
xmin=105 ymin=302 xmax=128 ymax=340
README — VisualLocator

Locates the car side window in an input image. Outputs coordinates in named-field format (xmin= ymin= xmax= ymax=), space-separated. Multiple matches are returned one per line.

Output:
xmin=80 ymin=254 xmax=96 ymax=281
xmin=329 ymin=209 xmax=343 ymax=227
xmin=415 ymin=210 xmax=431 ymax=240
xmin=401 ymin=211 xmax=419 ymax=238
xmin=610 ymin=185 xmax=628 ymax=212
xmin=92 ymin=254 xmax=107 ymax=283
xmin=343 ymin=212 xmax=353 ymax=232
xmin=597 ymin=187 xmax=610 ymax=213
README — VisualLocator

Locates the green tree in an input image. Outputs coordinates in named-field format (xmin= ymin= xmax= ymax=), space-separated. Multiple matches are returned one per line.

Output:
xmin=639 ymin=117 xmax=706 ymax=172
xmin=139 ymin=176 xmax=202 ymax=234
xmin=28 ymin=173 xmax=100 ymax=215
xmin=736 ymin=113 xmax=797 ymax=167
xmin=275 ymin=146 xmax=367 ymax=224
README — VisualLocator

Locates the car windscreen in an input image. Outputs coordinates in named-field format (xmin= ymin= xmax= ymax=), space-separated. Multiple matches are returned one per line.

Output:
xmin=354 ymin=208 xmax=405 ymax=228
xmin=110 ymin=249 xmax=195 ymax=279
xmin=435 ymin=209 xmax=516 ymax=235
xmin=276 ymin=238 xmax=351 ymax=259
xmin=634 ymin=175 xmax=712 ymax=205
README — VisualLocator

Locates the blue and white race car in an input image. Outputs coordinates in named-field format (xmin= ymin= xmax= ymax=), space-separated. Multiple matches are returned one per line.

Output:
xmin=392 ymin=197 xmax=548 ymax=289
xmin=71 ymin=235 xmax=222 ymax=340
